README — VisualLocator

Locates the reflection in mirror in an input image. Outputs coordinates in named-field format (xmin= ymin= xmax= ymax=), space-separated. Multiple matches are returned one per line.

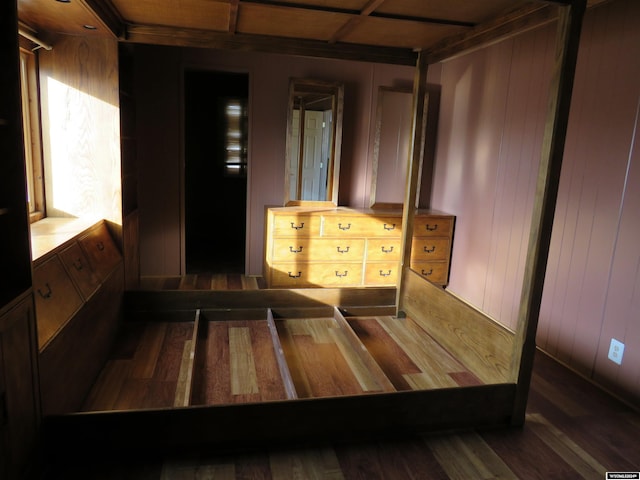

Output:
xmin=285 ymin=78 xmax=344 ymax=205
xmin=370 ymin=87 xmax=414 ymax=209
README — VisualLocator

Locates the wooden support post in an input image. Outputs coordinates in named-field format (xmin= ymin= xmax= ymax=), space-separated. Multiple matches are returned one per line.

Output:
xmin=396 ymin=51 xmax=429 ymax=316
xmin=510 ymin=0 xmax=586 ymax=425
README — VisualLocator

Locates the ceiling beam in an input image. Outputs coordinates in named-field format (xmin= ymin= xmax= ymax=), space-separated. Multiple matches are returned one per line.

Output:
xmin=229 ymin=0 xmax=239 ymax=34
xmin=424 ymin=3 xmax=558 ymax=64
xmin=124 ymin=24 xmax=417 ymax=65
xmin=79 ymin=0 xmax=126 ymax=39
xmin=328 ymin=0 xmax=386 ymax=44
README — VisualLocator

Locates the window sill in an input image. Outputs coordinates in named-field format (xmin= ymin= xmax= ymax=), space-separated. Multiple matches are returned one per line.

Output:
xmin=30 ymin=216 xmax=101 ymax=262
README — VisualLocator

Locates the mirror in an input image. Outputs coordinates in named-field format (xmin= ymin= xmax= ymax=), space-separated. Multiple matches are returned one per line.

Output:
xmin=370 ymin=86 xmax=413 ymax=209
xmin=285 ymin=78 xmax=344 ymax=205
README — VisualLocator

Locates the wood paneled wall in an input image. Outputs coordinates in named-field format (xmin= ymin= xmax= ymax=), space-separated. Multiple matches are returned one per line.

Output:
xmin=38 ymin=35 xmax=122 ymax=230
xmin=431 ymin=0 xmax=640 ymax=406
xmin=134 ymin=46 xmax=414 ymax=276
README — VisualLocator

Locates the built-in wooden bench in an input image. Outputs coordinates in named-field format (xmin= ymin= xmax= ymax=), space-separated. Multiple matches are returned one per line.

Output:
xmin=31 ymin=218 xmax=124 ymax=415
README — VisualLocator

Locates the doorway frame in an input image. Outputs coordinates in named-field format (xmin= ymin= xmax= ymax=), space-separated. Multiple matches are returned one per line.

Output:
xmin=179 ymin=66 xmax=252 ymax=275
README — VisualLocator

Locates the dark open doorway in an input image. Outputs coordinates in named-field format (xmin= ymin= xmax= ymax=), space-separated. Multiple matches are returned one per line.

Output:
xmin=184 ymin=70 xmax=248 ymax=274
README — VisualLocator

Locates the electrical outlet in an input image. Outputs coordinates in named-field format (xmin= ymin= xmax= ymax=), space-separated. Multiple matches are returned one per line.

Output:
xmin=608 ymin=338 xmax=625 ymax=365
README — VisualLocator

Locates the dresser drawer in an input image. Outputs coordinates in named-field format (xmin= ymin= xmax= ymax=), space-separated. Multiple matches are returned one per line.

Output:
xmin=323 ymin=214 xmax=401 ymax=237
xmin=364 ymin=262 xmax=399 ymax=286
xmin=366 ymin=238 xmax=402 ymax=261
xmin=33 ymin=255 xmax=84 ymax=350
xmin=410 ymin=261 xmax=449 ymax=285
xmin=410 ymin=237 xmax=451 ymax=262
xmin=78 ymin=223 xmax=121 ymax=281
xmin=270 ymin=262 xmax=363 ymax=287
xmin=413 ymin=216 xmax=454 ymax=237
xmin=59 ymin=242 xmax=101 ymax=300
xmin=272 ymin=238 xmax=365 ymax=262
xmin=272 ymin=214 xmax=322 ymax=237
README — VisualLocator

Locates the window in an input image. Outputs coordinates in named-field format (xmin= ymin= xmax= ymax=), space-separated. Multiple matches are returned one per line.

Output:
xmin=19 ymin=48 xmax=45 ymax=222
xmin=223 ymin=98 xmax=248 ymax=176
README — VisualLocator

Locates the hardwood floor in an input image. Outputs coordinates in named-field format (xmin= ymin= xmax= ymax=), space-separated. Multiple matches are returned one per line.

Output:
xmin=44 ymin=275 xmax=640 ymax=479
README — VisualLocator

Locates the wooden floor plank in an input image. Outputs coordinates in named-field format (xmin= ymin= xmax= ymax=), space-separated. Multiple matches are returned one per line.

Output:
xmin=161 ymin=458 xmax=236 ymax=479
xmin=130 ymin=322 xmax=168 ymax=379
xmin=346 ymin=316 xmax=421 ymax=390
xmin=193 ymin=320 xmax=288 ymax=405
xmin=270 ymin=446 xmax=344 ymax=480
xmin=526 ymin=413 xmax=608 ymax=478
xmin=81 ymin=360 xmax=130 ymax=411
xmin=229 ymin=327 xmax=259 ymax=395
xmin=276 ymin=317 xmax=376 ymax=398
xmin=425 ymin=432 xmax=518 ymax=480
xmin=174 ymin=339 xmax=194 ymax=407
xmin=41 ymin=348 xmax=640 ymax=480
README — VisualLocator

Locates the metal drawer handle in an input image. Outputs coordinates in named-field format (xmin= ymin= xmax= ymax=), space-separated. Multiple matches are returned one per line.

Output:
xmin=337 ymin=246 xmax=350 ymax=254
xmin=335 ymin=270 xmax=348 ymax=277
xmin=38 ymin=283 xmax=52 ymax=299
xmin=288 ymin=271 xmax=302 ymax=278
xmin=421 ymin=269 xmax=433 ymax=276
xmin=423 ymin=245 xmax=436 ymax=253
xmin=73 ymin=258 xmax=84 ymax=270
xmin=425 ymin=224 xmax=438 ymax=231
xmin=289 ymin=246 xmax=303 ymax=253
xmin=381 ymin=246 xmax=394 ymax=253
xmin=383 ymin=223 xmax=396 ymax=231
xmin=290 ymin=222 xmax=304 ymax=230
xmin=379 ymin=269 xmax=392 ymax=277
xmin=338 ymin=223 xmax=351 ymax=230
xmin=96 ymin=241 xmax=105 ymax=251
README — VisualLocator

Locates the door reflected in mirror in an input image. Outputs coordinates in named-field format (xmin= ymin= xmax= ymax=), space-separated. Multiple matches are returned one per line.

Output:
xmin=285 ymin=78 xmax=344 ymax=205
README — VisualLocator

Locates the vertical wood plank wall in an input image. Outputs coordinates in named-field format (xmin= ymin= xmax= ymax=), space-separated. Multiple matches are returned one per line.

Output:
xmin=134 ymin=47 xmax=414 ymax=277
xmin=430 ymin=0 xmax=640 ymax=405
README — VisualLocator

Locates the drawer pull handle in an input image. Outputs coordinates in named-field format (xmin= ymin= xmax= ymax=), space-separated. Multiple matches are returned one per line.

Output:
xmin=425 ymin=224 xmax=438 ymax=231
xmin=379 ymin=269 xmax=392 ymax=277
xmin=423 ymin=245 xmax=436 ymax=253
xmin=381 ymin=246 xmax=394 ymax=253
xmin=337 ymin=246 xmax=350 ymax=254
xmin=383 ymin=223 xmax=396 ymax=231
xmin=73 ymin=258 xmax=84 ymax=270
xmin=290 ymin=222 xmax=305 ymax=230
xmin=96 ymin=241 xmax=105 ymax=251
xmin=38 ymin=283 xmax=53 ymax=299
xmin=288 ymin=271 xmax=302 ymax=278
xmin=338 ymin=223 xmax=351 ymax=231
xmin=335 ymin=270 xmax=348 ymax=278
xmin=421 ymin=269 xmax=433 ymax=276
xmin=289 ymin=246 xmax=303 ymax=253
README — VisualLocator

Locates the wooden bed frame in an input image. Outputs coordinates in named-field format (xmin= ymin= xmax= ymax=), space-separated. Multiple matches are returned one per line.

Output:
xmin=41 ymin=0 xmax=587 ymax=461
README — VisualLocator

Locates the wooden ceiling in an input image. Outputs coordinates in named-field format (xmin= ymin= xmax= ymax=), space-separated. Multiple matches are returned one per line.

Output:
xmin=17 ymin=0 xmax=606 ymax=65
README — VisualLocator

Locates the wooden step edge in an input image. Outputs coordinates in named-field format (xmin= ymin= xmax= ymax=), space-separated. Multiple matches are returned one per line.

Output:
xmin=174 ymin=309 xmax=200 ymax=407
xmin=332 ymin=306 xmax=396 ymax=393
xmin=267 ymin=308 xmax=298 ymax=400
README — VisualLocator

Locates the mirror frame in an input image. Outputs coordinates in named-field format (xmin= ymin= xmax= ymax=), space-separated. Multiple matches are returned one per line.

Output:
xmin=369 ymin=86 xmax=414 ymax=209
xmin=284 ymin=78 xmax=344 ymax=206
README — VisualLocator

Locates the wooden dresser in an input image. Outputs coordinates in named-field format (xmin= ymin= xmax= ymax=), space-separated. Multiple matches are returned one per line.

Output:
xmin=31 ymin=220 xmax=124 ymax=415
xmin=264 ymin=207 xmax=454 ymax=288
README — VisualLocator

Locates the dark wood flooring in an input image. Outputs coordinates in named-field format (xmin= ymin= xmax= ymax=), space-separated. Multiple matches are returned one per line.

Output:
xmin=42 ymin=275 xmax=640 ymax=479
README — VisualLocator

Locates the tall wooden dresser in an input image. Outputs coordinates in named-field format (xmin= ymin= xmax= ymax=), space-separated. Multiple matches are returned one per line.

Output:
xmin=264 ymin=207 xmax=454 ymax=288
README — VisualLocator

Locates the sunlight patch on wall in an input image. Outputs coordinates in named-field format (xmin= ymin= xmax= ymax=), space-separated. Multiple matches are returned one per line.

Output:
xmin=43 ymin=75 xmax=121 ymax=223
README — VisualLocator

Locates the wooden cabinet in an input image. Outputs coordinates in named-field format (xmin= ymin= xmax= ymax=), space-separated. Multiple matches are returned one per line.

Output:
xmin=0 ymin=1 xmax=41 ymax=476
xmin=264 ymin=207 xmax=454 ymax=288
xmin=32 ymin=221 xmax=124 ymax=415
xmin=0 ymin=295 xmax=40 ymax=480
xmin=33 ymin=255 xmax=84 ymax=350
